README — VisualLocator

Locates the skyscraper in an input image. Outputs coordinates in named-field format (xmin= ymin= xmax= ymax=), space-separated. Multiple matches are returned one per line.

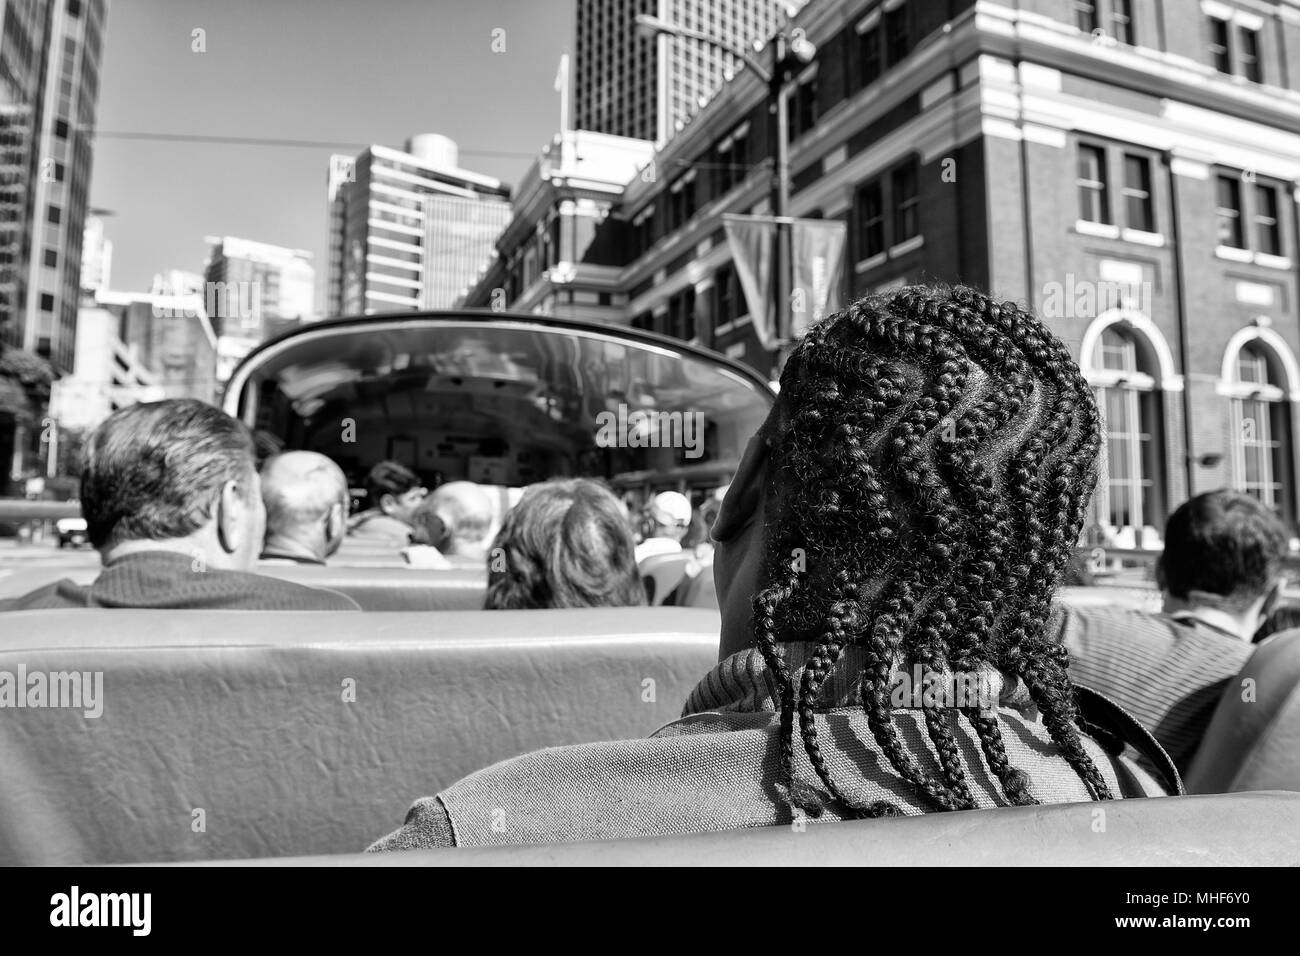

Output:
xmin=79 ymin=211 xmax=110 ymax=295
xmin=574 ymin=0 xmax=786 ymax=145
xmin=326 ymin=134 xmax=511 ymax=317
xmin=20 ymin=0 xmax=108 ymax=374
xmin=0 ymin=0 xmax=55 ymax=352
xmin=202 ymin=236 xmax=315 ymax=383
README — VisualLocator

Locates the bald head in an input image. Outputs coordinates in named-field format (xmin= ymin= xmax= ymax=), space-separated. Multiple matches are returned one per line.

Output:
xmin=423 ymin=481 xmax=496 ymax=559
xmin=260 ymin=452 xmax=350 ymax=562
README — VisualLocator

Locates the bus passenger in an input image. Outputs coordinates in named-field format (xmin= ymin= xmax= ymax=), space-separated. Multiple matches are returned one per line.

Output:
xmin=0 ymin=400 xmax=359 ymax=611
xmin=368 ymin=285 xmax=1170 ymax=852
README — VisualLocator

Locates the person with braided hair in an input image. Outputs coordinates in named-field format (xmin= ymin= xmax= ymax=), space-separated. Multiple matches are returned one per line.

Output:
xmin=367 ymin=285 xmax=1168 ymax=853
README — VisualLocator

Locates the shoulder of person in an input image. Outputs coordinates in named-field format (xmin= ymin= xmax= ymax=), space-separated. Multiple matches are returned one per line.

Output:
xmin=368 ymin=796 xmax=456 ymax=852
xmin=236 ymin=570 xmax=361 ymax=610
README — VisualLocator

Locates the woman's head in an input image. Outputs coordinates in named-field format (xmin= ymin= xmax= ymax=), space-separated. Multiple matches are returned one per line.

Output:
xmin=712 ymin=284 xmax=1108 ymax=817
xmin=485 ymin=477 xmax=645 ymax=610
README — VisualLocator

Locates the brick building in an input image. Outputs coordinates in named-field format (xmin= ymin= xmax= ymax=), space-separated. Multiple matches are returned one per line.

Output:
xmin=466 ymin=0 xmax=1300 ymax=543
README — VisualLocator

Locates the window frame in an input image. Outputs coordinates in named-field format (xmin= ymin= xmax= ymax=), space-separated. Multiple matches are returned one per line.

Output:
xmin=1077 ymin=143 xmax=1111 ymax=225
xmin=1121 ymin=153 xmax=1155 ymax=233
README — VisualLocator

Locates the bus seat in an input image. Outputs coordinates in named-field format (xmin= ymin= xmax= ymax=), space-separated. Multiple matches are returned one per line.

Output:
xmin=639 ymin=552 xmax=693 ymax=605
xmin=0 ymin=606 xmax=720 ymax=865
xmin=1185 ymin=630 xmax=1300 ymax=794
xmin=0 ymin=564 xmax=486 ymax=611
xmin=159 ymin=791 xmax=1300 ymax=866
xmin=259 ymin=565 xmax=487 ymax=611
xmin=0 ymin=564 xmax=98 ymax=599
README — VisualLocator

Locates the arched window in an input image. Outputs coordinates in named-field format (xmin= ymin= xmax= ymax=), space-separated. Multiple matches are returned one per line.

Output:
xmin=1229 ymin=341 xmax=1294 ymax=525
xmin=1090 ymin=324 xmax=1166 ymax=545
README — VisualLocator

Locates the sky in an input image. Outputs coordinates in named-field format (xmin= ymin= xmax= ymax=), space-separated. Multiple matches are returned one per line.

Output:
xmin=89 ymin=0 xmax=576 ymax=307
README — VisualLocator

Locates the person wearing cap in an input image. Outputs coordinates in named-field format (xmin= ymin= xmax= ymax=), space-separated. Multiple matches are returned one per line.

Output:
xmin=345 ymin=460 xmax=427 ymax=549
xmin=635 ymin=490 xmax=693 ymax=564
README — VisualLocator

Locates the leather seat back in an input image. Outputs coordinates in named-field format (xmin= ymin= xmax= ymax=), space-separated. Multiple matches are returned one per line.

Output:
xmin=0 ymin=563 xmax=488 ymax=612
xmin=1186 ymin=631 xmax=1300 ymax=794
xmin=165 ymin=791 xmax=1300 ymax=866
xmin=261 ymin=565 xmax=487 ymax=611
xmin=0 ymin=606 xmax=720 ymax=864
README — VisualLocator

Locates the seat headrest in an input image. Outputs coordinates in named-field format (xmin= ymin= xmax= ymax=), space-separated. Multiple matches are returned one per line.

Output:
xmin=1186 ymin=630 xmax=1300 ymax=794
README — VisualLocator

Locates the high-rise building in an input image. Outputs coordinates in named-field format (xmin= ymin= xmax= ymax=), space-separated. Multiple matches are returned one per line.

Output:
xmin=79 ymin=211 xmax=110 ymax=295
xmin=95 ymin=287 xmax=218 ymax=406
xmin=326 ymin=134 xmax=511 ymax=317
xmin=0 ymin=0 xmax=55 ymax=351
xmin=574 ymin=0 xmax=787 ymax=145
xmin=20 ymin=0 xmax=108 ymax=374
xmin=201 ymin=237 xmax=314 ymax=384
xmin=202 ymin=236 xmax=314 ymax=337
xmin=53 ymin=303 xmax=161 ymax=432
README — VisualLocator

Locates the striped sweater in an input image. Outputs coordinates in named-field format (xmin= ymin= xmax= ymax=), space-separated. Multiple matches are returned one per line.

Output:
xmin=1049 ymin=604 xmax=1253 ymax=775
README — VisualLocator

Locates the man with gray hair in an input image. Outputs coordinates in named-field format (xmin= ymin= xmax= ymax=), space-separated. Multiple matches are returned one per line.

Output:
xmin=259 ymin=452 xmax=351 ymax=566
xmin=402 ymin=481 xmax=496 ymax=568
xmin=0 ymin=400 xmax=358 ymax=611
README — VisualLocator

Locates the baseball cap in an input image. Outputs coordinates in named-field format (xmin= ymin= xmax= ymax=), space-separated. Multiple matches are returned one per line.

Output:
xmin=649 ymin=491 xmax=692 ymax=526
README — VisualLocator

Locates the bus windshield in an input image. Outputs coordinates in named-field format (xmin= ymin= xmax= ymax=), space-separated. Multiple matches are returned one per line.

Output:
xmin=223 ymin=314 xmax=773 ymax=498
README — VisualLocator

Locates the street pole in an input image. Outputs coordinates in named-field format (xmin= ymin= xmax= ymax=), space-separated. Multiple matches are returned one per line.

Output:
xmin=770 ymin=31 xmax=792 ymax=382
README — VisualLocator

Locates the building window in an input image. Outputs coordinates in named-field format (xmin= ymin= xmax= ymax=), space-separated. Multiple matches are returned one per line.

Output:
xmin=1122 ymin=154 xmax=1154 ymax=233
xmin=43 ymin=249 xmax=57 ymax=268
xmin=668 ymin=287 xmax=696 ymax=341
xmin=40 ymin=293 xmax=55 ymax=312
xmin=790 ymin=73 xmax=819 ymax=142
xmin=715 ymin=264 xmax=740 ymax=325
xmin=1232 ymin=343 xmax=1292 ymax=524
xmin=54 ymin=119 xmax=68 ymax=138
xmin=46 ymin=205 xmax=62 ymax=225
xmin=884 ymin=6 xmax=911 ymax=67
xmin=1074 ymin=0 xmax=1099 ymax=34
xmin=668 ymin=174 xmax=697 ymax=230
xmin=1077 ymin=144 xmax=1110 ymax=224
xmin=1255 ymin=184 xmax=1282 ymax=256
xmin=1109 ymin=0 xmax=1134 ymax=44
xmin=1216 ymin=174 xmax=1244 ymax=248
xmin=1093 ymin=325 xmax=1164 ymax=540
xmin=892 ymin=160 xmax=919 ymax=243
xmin=1210 ymin=17 xmax=1264 ymax=81
xmin=854 ymin=179 xmax=884 ymax=260
xmin=1209 ymin=17 xmax=1231 ymax=72
xmin=1239 ymin=26 xmax=1262 ymax=82
xmin=858 ymin=24 xmax=882 ymax=88
xmin=713 ymin=126 xmax=748 ymax=197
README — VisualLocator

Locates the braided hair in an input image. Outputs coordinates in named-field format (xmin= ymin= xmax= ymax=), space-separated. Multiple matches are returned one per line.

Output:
xmin=752 ymin=284 xmax=1112 ymax=819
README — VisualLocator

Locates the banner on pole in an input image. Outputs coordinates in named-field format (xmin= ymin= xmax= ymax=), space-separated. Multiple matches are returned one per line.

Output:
xmin=723 ymin=214 xmax=848 ymax=349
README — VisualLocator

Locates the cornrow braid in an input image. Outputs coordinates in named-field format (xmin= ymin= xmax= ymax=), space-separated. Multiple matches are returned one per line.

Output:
xmin=751 ymin=284 xmax=1117 ymax=817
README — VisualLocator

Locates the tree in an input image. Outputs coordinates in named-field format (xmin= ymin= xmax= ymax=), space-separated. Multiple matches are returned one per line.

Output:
xmin=0 ymin=344 xmax=55 ymax=427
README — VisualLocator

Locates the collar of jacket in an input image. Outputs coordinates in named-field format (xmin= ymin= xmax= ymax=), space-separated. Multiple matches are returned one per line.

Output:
xmin=684 ymin=643 xmax=1037 ymax=719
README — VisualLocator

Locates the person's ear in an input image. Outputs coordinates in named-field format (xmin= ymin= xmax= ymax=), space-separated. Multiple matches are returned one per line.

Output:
xmin=1261 ymin=578 xmax=1284 ymax=619
xmin=379 ymin=493 xmax=397 ymax=515
xmin=325 ymin=502 xmax=345 ymax=544
xmin=711 ymin=428 xmax=769 ymax=543
xmin=215 ymin=479 xmax=245 ymax=556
